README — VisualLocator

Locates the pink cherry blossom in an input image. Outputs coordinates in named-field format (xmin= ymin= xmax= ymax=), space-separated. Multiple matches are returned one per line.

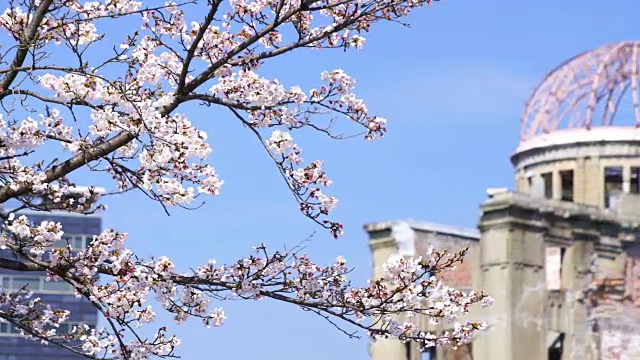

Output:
xmin=0 ymin=0 xmax=491 ymax=358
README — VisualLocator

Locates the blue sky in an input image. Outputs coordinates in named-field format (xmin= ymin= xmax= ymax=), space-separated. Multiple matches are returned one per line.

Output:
xmin=88 ymin=1 xmax=639 ymax=359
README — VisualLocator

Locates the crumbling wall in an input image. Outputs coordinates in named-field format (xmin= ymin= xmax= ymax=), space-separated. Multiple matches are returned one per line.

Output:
xmin=413 ymin=230 xmax=477 ymax=291
xmin=624 ymin=243 xmax=640 ymax=305
xmin=599 ymin=311 xmax=640 ymax=360
xmin=605 ymin=243 xmax=640 ymax=359
xmin=413 ymin=230 xmax=477 ymax=360
xmin=439 ymin=343 xmax=472 ymax=360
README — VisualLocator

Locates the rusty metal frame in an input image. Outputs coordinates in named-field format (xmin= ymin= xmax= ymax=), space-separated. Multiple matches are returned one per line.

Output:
xmin=521 ymin=41 xmax=640 ymax=141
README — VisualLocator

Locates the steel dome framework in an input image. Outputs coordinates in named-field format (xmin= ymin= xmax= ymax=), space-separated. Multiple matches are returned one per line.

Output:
xmin=521 ymin=41 xmax=640 ymax=142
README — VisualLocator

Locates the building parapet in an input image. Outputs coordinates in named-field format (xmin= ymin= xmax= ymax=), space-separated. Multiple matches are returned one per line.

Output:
xmin=363 ymin=219 xmax=479 ymax=241
xmin=482 ymin=190 xmax=640 ymax=235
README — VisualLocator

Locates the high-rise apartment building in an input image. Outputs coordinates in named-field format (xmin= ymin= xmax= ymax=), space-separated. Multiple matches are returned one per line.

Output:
xmin=0 ymin=189 xmax=102 ymax=360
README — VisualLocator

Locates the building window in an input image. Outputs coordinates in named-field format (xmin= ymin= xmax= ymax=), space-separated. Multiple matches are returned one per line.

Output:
xmin=10 ymin=276 xmax=40 ymax=290
xmin=560 ymin=170 xmax=574 ymax=202
xmin=0 ymin=322 xmax=11 ymax=334
xmin=0 ymin=321 xmax=86 ymax=337
xmin=548 ymin=333 xmax=565 ymax=360
xmin=42 ymin=280 xmax=74 ymax=293
xmin=604 ymin=166 xmax=623 ymax=208
xmin=0 ymin=321 xmax=23 ymax=336
xmin=422 ymin=347 xmax=436 ymax=360
xmin=405 ymin=342 xmax=411 ymax=360
xmin=631 ymin=167 xmax=640 ymax=194
xmin=0 ymin=275 xmax=73 ymax=294
xmin=51 ymin=234 xmax=91 ymax=250
xmin=542 ymin=172 xmax=553 ymax=199
xmin=546 ymin=247 xmax=565 ymax=290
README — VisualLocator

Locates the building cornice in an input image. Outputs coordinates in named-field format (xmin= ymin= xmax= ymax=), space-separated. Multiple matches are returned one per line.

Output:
xmin=363 ymin=219 xmax=479 ymax=240
xmin=480 ymin=191 xmax=640 ymax=246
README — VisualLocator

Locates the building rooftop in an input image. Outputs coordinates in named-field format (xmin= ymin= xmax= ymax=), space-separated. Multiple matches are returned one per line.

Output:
xmin=515 ymin=126 xmax=640 ymax=154
xmin=363 ymin=219 xmax=479 ymax=239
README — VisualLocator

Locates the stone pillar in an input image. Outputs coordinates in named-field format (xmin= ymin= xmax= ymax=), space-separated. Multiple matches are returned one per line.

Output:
xmin=582 ymin=156 xmax=601 ymax=206
xmin=574 ymin=157 xmax=587 ymax=204
xmin=553 ymin=170 xmax=562 ymax=201
xmin=368 ymin=234 xmax=408 ymax=360
xmin=472 ymin=199 xmax=547 ymax=360
xmin=530 ymin=174 xmax=545 ymax=198
xmin=623 ymin=165 xmax=631 ymax=194
xmin=515 ymin=168 xmax=528 ymax=193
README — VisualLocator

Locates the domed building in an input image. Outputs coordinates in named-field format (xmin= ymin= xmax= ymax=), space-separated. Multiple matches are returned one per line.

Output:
xmin=365 ymin=42 xmax=640 ymax=360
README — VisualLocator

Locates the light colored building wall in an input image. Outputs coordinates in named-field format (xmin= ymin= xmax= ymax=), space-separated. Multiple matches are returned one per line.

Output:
xmin=364 ymin=221 xmax=479 ymax=360
xmin=367 ymin=227 xmax=407 ymax=360
xmin=472 ymin=198 xmax=547 ymax=360
xmin=472 ymin=191 xmax=640 ymax=360
xmin=366 ymin=130 xmax=640 ymax=360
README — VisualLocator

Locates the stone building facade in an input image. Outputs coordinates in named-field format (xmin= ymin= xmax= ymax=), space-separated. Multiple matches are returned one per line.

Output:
xmin=365 ymin=128 xmax=640 ymax=360
xmin=364 ymin=42 xmax=640 ymax=360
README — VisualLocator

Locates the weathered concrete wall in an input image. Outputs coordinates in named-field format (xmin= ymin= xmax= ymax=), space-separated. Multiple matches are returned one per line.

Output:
xmin=365 ymin=190 xmax=640 ymax=360
xmin=512 ymin=134 xmax=640 ymax=208
xmin=474 ymin=191 xmax=639 ymax=360
xmin=366 ymin=225 xmax=408 ymax=360
xmin=472 ymin=200 xmax=547 ymax=360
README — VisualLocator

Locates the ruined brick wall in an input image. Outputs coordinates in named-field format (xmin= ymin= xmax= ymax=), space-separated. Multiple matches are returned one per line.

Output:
xmin=413 ymin=230 xmax=478 ymax=360
xmin=439 ymin=250 xmax=475 ymax=290
xmin=413 ymin=230 xmax=477 ymax=291
xmin=600 ymin=330 xmax=640 ymax=360
xmin=439 ymin=344 xmax=472 ymax=360
xmin=624 ymin=243 xmax=640 ymax=305
xmin=599 ymin=311 xmax=640 ymax=360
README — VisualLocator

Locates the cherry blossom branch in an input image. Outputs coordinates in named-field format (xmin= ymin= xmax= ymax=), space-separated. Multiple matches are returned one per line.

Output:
xmin=0 ymin=0 xmax=491 ymax=358
xmin=0 ymin=0 xmax=55 ymax=99
xmin=1 ymin=220 xmax=491 ymax=357
xmin=176 ymin=0 xmax=223 ymax=90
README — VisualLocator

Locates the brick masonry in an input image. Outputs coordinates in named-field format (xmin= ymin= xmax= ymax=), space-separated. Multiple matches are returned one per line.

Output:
xmin=413 ymin=229 xmax=477 ymax=360
xmin=625 ymin=243 xmax=640 ymax=305
xmin=413 ymin=229 xmax=477 ymax=291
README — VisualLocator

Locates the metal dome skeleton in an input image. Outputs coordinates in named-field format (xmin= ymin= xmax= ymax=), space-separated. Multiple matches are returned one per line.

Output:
xmin=521 ymin=41 xmax=640 ymax=142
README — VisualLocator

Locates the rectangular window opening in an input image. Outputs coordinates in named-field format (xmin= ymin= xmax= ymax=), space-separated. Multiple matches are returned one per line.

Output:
xmin=0 ymin=322 xmax=10 ymax=333
xmin=42 ymin=280 xmax=74 ymax=293
xmin=421 ymin=347 xmax=437 ymax=360
xmin=560 ymin=170 xmax=574 ymax=202
xmin=546 ymin=247 xmax=565 ymax=290
xmin=49 ymin=234 xmax=90 ymax=251
xmin=11 ymin=276 xmax=41 ymax=290
xmin=631 ymin=167 xmax=640 ymax=194
xmin=604 ymin=166 xmax=624 ymax=208
xmin=548 ymin=333 xmax=565 ymax=360
xmin=542 ymin=172 xmax=553 ymax=199
xmin=72 ymin=236 xmax=83 ymax=249
xmin=0 ymin=275 xmax=75 ymax=294
xmin=405 ymin=342 xmax=411 ymax=360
